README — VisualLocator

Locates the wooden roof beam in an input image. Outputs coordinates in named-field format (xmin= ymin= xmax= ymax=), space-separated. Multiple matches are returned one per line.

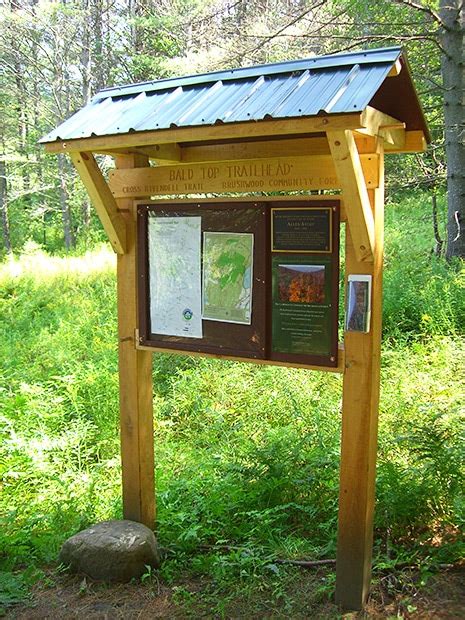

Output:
xmin=42 ymin=114 xmax=363 ymax=154
xmin=355 ymin=130 xmax=427 ymax=154
xmin=53 ymin=128 xmax=427 ymax=160
xmin=178 ymin=136 xmax=330 ymax=163
xmin=358 ymin=106 xmax=406 ymax=149
xmin=384 ymin=130 xmax=427 ymax=153
xmin=327 ymin=130 xmax=375 ymax=263
xmin=388 ymin=58 xmax=402 ymax=77
xmin=70 ymin=152 xmax=126 ymax=254
xmin=75 ymin=136 xmax=332 ymax=162
xmin=96 ymin=143 xmax=182 ymax=161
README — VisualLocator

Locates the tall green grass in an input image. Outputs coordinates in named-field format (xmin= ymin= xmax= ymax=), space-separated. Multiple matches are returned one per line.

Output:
xmin=383 ymin=193 xmax=464 ymax=338
xmin=0 ymin=194 xmax=463 ymax=612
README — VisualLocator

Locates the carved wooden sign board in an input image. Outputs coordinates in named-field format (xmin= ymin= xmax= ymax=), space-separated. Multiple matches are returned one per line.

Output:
xmin=137 ymin=199 xmax=340 ymax=368
xmin=108 ymin=156 xmax=378 ymax=198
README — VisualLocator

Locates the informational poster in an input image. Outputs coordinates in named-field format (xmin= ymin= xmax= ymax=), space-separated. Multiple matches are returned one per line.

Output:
xmin=345 ymin=275 xmax=372 ymax=332
xmin=148 ymin=215 xmax=202 ymax=338
xmin=271 ymin=256 xmax=333 ymax=356
xmin=202 ymin=232 xmax=254 ymax=324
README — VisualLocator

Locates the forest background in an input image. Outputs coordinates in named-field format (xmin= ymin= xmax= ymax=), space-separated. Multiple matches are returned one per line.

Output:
xmin=0 ymin=0 xmax=464 ymax=617
xmin=0 ymin=0 xmax=464 ymax=260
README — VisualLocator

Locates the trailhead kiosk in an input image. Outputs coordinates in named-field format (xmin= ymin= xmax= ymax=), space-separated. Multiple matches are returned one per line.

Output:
xmin=41 ymin=46 xmax=429 ymax=610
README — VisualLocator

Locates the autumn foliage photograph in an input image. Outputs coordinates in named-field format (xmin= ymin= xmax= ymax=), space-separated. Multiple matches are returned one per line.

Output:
xmin=277 ymin=264 xmax=325 ymax=304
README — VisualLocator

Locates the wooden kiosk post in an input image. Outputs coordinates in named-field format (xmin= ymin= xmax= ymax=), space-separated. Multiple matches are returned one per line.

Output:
xmin=329 ymin=133 xmax=385 ymax=606
xmin=41 ymin=47 xmax=429 ymax=610
xmin=115 ymin=153 xmax=155 ymax=527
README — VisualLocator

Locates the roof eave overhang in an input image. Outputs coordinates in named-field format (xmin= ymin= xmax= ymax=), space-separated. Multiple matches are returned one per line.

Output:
xmin=42 ymin=112 xmax=428 ymax=156
xmin=369 ymin=51 xmax=431 ymax=144
xmin=42 ymin=112 xmax=364 ymax=153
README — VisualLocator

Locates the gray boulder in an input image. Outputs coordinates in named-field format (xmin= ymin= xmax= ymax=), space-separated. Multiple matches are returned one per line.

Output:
xmin=59 ymin=520 xmax=161 ymax=582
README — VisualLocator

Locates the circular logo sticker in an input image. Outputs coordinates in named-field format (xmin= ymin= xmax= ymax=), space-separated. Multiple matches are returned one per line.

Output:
xmin=182 ymin=308 xmax=193 ymax=321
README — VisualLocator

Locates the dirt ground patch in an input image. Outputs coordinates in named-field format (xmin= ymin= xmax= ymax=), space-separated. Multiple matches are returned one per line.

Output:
xmin=365 ymin=569 xmax=464 ymax=619
xmin=4 ymin=573 xmax=177 ymax=619
xmin=4 ymin=567 xmax=464 ymax=619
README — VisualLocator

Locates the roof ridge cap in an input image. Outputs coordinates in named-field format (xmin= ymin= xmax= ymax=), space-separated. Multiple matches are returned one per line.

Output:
xmin=93 ymin=46 xmax=403 ymax=101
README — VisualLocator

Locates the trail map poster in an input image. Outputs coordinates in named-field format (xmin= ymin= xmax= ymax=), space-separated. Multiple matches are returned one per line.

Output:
xmin=202 ymin=232 xmax=254 ymax=324
xmin=138 ymin=202 xmax=267 ymax=360
xmin=148 ymin=215 xmax=202 ymax=338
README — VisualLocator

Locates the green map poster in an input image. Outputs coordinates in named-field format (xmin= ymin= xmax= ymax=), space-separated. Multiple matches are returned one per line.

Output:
xmin=202 ymin=232 xmax=254 ymax=324
xmin=271 ymin=255 xmax=333 ymax=356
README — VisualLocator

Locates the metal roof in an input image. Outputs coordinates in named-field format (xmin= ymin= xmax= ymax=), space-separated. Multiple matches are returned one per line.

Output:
xmin=40 ymin=46 xmax=428 ymax=144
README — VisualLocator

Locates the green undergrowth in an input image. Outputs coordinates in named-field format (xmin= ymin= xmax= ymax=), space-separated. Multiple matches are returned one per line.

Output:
xmin=0 ymin=194 xmax=464 ymax=614
xmin=383 ymin=192 xmax=464 ymax=339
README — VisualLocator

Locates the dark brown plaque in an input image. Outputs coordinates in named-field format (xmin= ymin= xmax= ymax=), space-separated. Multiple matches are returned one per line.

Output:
xmin=272 ymin=207 xmax=332 ymax=253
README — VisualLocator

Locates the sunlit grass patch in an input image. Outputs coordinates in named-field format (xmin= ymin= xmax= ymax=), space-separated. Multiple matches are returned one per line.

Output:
xmin=0 ymin=242 xmax=115 ymax=283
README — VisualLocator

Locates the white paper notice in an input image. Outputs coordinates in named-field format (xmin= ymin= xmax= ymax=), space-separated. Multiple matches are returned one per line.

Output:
xmin=148 ymin=216 xmax=202 ymax=338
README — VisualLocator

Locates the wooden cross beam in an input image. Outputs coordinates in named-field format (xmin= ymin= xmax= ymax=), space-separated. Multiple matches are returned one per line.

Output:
xmin=108 ymin=154 xmax=379 ymax=198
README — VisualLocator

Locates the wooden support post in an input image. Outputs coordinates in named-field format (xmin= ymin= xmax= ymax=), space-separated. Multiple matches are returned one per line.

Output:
xmin=115 ymin=153 xmax=155 ymax=528
xmin=335 ymin=140 xmax=384 ymax=610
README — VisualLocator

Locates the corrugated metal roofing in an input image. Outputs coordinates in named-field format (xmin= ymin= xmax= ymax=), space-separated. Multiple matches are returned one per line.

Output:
xmin=40 ymin=46 xmax=426 ymax=144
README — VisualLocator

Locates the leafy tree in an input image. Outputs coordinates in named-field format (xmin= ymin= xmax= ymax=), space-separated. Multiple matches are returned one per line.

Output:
xmin=0 ymin=0 xmax=462 ymax=257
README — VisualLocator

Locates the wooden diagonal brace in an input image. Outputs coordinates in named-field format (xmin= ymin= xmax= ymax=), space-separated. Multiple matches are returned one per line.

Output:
xmin=71 ymin=152 xmax=127 ymax=254
xmin=328 ymin=130 xmax=375 ymax=263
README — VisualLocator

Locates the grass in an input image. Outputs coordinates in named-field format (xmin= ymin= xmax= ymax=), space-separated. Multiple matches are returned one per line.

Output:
xmin=0 ymin=193 xmax=464 ymax=616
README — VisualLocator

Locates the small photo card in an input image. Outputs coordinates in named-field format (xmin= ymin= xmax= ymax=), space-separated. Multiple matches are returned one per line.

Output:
xmin=345 ymin=275 xmax=372 ymax=333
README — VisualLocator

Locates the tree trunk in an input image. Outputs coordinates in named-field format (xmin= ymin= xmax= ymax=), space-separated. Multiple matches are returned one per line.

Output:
xmin=0 ymin=160 xmax=12 ymax=254
xmin=440 ymin=0 xmax=465 ymax=259
xmin=91 ymin=0 xmax=105 ymax=91
xmin=81 ymin=0 xmax=92 ymax=104
xmin=57 ymin=154 xmax=74 ymax=250
xmin=82 ymin=199 xmax=91 ymax=228
xmin=10 ymin=1 xmax=30 ymax=194
xmin=134 ymin=0 xmax=147 ymax=54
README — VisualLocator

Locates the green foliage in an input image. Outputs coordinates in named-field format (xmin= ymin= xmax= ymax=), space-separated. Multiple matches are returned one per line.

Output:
xmin=383 ymin=192 xmax=464 ymax=338
xmin=0 ymin=246 xmax=121 ymax=576
xmin=0 ymin=193 xmax=463 ymax=613
xmin=0 ymin=566 xmax=44 ymax=613
xmin=1 ymin=0 xmax=453 ymax=258
xmin=377 ymin=339 xmax=464 ymax=543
